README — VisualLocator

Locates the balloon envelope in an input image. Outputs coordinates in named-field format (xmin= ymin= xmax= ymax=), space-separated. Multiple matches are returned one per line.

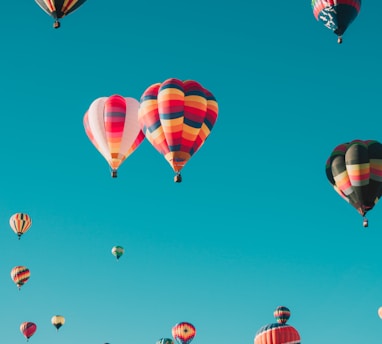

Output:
xmin=172 ymin=322 xmax=196 ymax=344
xmin=10 ymin=213 xmax=32 ymax=239
xmin=111 ymin=246 xmax=124 ymax=260
xmin=51 ymin=315 xmax=65 ymax=330
xmin=34 ymin=0 xmax=87 ymax=27
xmin=11 ymin=266 xmax=30 ymax=289
xmin=326 ymin=139 xmax=382 ymax=224
xmin=312 ymin=0 xmax=361 ymax=41
xmin=254 ymin=323 xmax=301 ymax=344
xmin=84 ymin=95 xmax=145 ymax=177
xmin=20 ymin=322 xmax=37 ymax=340
xmin=157 ymin=339 xmax=174 ymax=344
xmin=274 ymin=306 xmax=290 ymax=324
xmin=138 ymin=78 xmax=218 ymax=181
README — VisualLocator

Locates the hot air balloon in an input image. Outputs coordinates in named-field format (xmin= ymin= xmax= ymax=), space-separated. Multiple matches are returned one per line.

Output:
xmin=111 ymin=246 xmax=124 ymax=260
xmin=10 ymin=213 xmax=32 ymax=240
xmin=20 ymin=322 xmax=37 ymax=341
xmin=312 ymin=0 xmax=361 ymax=44
xmin=172 ymin=322 xmax=196 ymax=344
xmin=378 ymin=307 xmax=382 ymax=319
xmin=273 ymin=306 xmax=290 ymax=324
xmin=51 ymin=315 xmax=65 ymax=331
xmin=254 ymin=307 xmax=300 ymax=344
xmin=157 ymin=339 xmax=174 ymax=344
xmin=11 ymin=266 xmax=30 ymax=290
xmin=326 ymin=139 xmax=382 ymax=227
xmin=34 ymin=0 xmax=87 ymax=29
xmin=84 ymin=95 xmax=145 ymax=178
xmin=139 ymin=78 xmax=218 ymax=182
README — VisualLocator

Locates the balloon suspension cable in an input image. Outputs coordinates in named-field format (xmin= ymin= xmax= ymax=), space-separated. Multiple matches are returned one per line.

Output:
xmin=337 ymin=36 xmax=343 ymax=44
xmin=174 ymin=173 xmax=182 ymax=183
xmin=53 ymin=21 xmax=61 ymax=29
xmin=363 ymin=216 xmax=368 ymax=228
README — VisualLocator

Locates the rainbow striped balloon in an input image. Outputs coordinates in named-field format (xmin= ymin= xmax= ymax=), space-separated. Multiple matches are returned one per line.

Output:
xmin=11 ymin=266 xmax=31 ymax=290
xmin=274 ymin=306 xmax=291 ymax=324
xmin=139 ymin=78 xmax=218 ymax=182
xmin=326 ymin=139 xmax=382 ymax=227
xmin=84 ymin=95 xmax=145 ymax=178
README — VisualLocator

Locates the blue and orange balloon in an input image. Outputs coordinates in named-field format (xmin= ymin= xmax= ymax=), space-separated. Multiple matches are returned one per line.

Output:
xmin=312 ymin=0 xmax=361 ymax=43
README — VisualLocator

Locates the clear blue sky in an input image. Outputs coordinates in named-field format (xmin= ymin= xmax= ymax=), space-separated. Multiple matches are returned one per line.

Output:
xmin=0 ymin=1 xmax=381 ymax=343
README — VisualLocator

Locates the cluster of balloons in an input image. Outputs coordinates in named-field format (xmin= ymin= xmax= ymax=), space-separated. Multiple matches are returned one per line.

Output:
xmin=311 ymin=0 xmax=361 ymax=44
xmin=84 ymin=78 xmax=219 ymax=183
xmin=8 ymin=212 xmax=66 ymax=341
xmin=326 ymin=139 xmax=382 ymax=227
xmin=254 ymin=306 xmax=300 ymax=344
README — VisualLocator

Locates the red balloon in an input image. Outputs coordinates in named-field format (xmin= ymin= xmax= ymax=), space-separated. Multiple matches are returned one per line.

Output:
xmin=20 ymin=322 xmax=37 ymax=340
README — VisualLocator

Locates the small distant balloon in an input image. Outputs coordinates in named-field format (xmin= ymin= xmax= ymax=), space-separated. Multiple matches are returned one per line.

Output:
xmin=274 ymin=306 xmax=290 ymax=324
xmin=10 ymin=213 xmax=32 ymax=240
xmin=111 ymin=246 xmax=125 ymax=260
xmin=378 ymin=307 xmax=382 ymax=319
xmin=51 ymin=315 xmax=65 ymax=331
xmin=11 ymin=266 xmax=30 ymax=290
xmin=20 ymin=322 xmax=37 ymax=341
xmin=172 ymin=322 xmax=196 ymax=344
xmin=157 ymin=339 xmax=174 ymax=344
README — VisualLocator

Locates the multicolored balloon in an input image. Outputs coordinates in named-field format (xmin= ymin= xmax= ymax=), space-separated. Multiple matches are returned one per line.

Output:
xmin=34 ymin=0 xmax=87 ymax=28
xmin=157 ymin=338 xmax=174 ymax=344
xmin=111 ymin=246 xmax=125 ymax=260
xmin=326 ymin=139 xmax=382 ymax=227
xmin=312 ymin=0 xmax=361 ymax=44
xmin=11 ymin=266 xmax=31 ymax=290
xmin=172 ymin=322 xmax=196 ymax=344
xmin=84 ymin=95 xmax=145 ymax=178
xmin=10 ymin=213 xmax=32 ymax=240
xmin=139 ymin=78 xmax=218 ymax=182
xmin=254 ymin=307 xmax=300 ymax=344
xmin=20 ymin=322 xmax=37 ymax=341
xmin=273 ymin=306 xmax=290 ymax=324
xmin=51 ymin=315 xmax=65 ymax=331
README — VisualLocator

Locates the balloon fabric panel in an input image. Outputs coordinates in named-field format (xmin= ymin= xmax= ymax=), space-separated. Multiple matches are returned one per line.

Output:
xmin=254 ymin=323 xmax=301 ymax=344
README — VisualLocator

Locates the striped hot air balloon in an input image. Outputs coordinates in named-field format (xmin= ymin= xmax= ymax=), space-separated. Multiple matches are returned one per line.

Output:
xmin=84 ymin=95 xmax=145 ymax=178
xmin=172 ymin=322 xmax=196 ymax=344
xmin=20 ymin=321 xmax=37 ymax=341
xmin=274 ymin=306 xmax=291 ymax=325
xmin=326 ymin=139 xmax=382 ymax=227
xmin=138 ymin=78 xmax=218 ymax=182
xmin=311 ymin=0 xmax=361 ymax=43
xmin=34 ymin=0 xmax=87 ymax=28
xmin=11 ymin=266 xmax=31 ymax=290
xmin=10 ymin=213 xmax=32 ymax=240
xmin=254 ymin=307 xmax=300 ymax=344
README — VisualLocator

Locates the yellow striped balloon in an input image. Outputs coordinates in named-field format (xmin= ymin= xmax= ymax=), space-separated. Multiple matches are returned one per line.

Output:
xmin=9 ymin=213 xmax=32 ymax=240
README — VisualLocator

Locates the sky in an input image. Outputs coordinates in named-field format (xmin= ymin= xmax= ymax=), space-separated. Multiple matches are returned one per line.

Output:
xmin=0 ymin=1 xmax=381 ymax=343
